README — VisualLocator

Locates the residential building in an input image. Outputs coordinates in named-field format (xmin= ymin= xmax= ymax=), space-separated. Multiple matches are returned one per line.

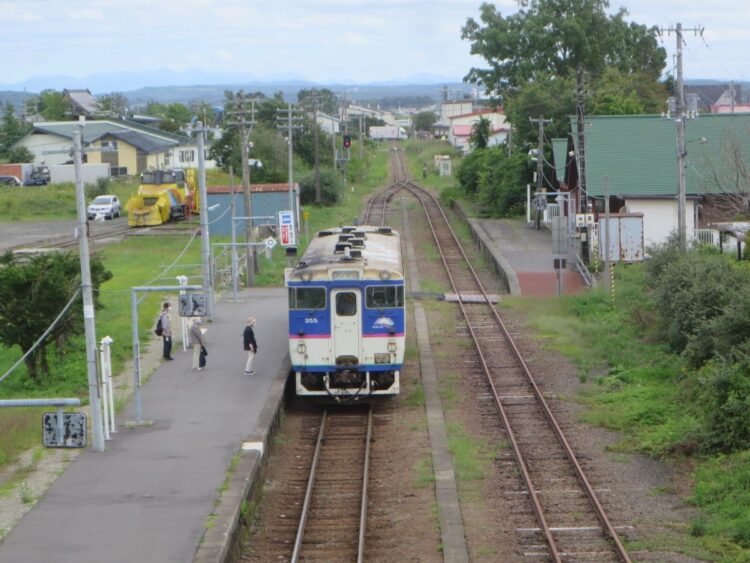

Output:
xmin=567 ymin=113 xmax=750 ymax=246
xmin=13 ymin=119 xmax=215 ymax=176
xmin=447 ymin=109 xmax=509 ymax=152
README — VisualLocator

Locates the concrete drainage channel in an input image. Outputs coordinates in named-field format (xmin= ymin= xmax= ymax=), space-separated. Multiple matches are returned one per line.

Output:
xmin=193 ymin=358 xmax=291 ymax=563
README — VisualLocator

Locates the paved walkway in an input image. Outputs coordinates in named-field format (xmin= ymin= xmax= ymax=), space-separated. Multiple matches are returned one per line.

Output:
xmin=0 ymin=287 xmax=288 ymax=563
xmin=471 ymin=218 xmax=586 ymax=296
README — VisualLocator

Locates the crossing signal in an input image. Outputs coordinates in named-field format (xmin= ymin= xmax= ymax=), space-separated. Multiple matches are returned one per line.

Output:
xmin=343 ymin=134 xmax=351 ymax=148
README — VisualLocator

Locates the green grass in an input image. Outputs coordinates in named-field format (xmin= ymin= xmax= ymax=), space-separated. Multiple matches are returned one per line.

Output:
xmin=445 ymin=422 xmax=494 ymax=483
xmin=0 ymin=179 xmax=138 ymax=221
xmin=503 ymin=260 xmax=750 ymax=560
xmin=413 ymin=456 xmax=435 ymax=488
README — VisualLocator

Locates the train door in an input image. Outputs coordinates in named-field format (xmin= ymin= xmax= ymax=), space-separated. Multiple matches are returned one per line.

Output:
xmin=331 ymin=289 xmax=361 ymax=364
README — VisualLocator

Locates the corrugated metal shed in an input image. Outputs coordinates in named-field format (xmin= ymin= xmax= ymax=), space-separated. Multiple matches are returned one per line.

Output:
xmin=570 ymin=113 xmax=750 ymax=198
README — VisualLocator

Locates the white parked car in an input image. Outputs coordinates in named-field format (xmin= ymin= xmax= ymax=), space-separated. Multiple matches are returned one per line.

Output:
xmin=87 ymin=195 xmax=121 ymax=220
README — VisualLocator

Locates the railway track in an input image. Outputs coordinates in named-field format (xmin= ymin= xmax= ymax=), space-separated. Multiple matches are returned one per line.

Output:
xmin=8 ymin=220 xmax=196 ymax=253
xmin=289 ymin=405 xmax=373 ymax=562
xmin=386 ymin=150 xmax=631 ymax=562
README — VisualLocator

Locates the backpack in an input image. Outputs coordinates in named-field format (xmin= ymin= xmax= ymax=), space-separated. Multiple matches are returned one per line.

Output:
xmin=154 ymin=316 xmax=164 ymax=336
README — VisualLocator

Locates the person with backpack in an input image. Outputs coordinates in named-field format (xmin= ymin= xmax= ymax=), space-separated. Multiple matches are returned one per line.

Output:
xmin=189 ymin=318 xmax=207 ymax=370
xmin=243 ymin=317 xmax=258 ymax=375
xmin=157 ymin=302 xmax=174 ymax=360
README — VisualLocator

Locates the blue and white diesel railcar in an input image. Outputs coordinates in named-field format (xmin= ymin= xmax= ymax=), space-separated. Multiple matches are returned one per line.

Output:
xmin=286 ymin=226 xmax=405 ymax=399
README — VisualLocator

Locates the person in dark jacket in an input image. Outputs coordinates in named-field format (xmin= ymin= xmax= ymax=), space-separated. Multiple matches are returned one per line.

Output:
xmin=243 ymin=317 xmax=258 ymax=375
xmin=159 ymin=302 xmax=174 ymax=360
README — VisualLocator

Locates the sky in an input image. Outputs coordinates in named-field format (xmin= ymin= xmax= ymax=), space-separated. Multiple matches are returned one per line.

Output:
xmin=1 ymin=0 xmax=748 ymax=90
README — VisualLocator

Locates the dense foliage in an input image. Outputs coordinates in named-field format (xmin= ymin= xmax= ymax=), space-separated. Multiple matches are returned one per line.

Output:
xmin=0 ymin=252 xmax=112 ymax=382
xmin=643 ymin=240 xmax=750 ymax=453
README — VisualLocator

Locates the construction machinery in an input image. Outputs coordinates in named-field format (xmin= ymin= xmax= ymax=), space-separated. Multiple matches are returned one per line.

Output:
xmin=125 ymin=169 xmax=199 ymax=227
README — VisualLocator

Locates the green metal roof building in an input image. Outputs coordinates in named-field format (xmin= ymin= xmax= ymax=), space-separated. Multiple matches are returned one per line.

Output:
xmin=570 ymin=113 xmax=750 ymax=199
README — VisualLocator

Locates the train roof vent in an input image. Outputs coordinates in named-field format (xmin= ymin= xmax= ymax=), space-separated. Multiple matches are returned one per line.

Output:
xmin=349 ymin=249 xmax=363 ymax=259
xmin=334 ymin=242 xmax=352 ymax=253
xmin=352 ymin=230 xmax=366 ymax=238
xmin=338 ymin=234 xmax=354 ymax=242
xmin=349 ymin=238 xmax=365 ymax=247
xmin=341 ymin=226 xmax=356 ymax=234
xmin=318 ymin=230 xmax=335 ymax=237
xmin=377 ymin=227 xmax=393 ymax=235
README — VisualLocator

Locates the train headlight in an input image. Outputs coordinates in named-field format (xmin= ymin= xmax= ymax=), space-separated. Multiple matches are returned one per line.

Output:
xmin=387 ymin=341 xmax=397 ymax=353
xmin=374 ymin=353 xmax=390 ymax=364
xmin=379 ymin=270 xmax=391 ymax=280
xmin=296 ymin=342 xmax=307 ymax=355
xmin=301 ymin=271 xmax=313 ymax=282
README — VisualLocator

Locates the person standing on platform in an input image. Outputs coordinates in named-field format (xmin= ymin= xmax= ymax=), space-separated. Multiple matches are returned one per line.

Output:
xmin=243 ymin=317 xmax=258 ymax=375
xmin=190 ymin=318 xmax=207 ymax=370
xmin=160 ymin=302 xmax=174 ymax=360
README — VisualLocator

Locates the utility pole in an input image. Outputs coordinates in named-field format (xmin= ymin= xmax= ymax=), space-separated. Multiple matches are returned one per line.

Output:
xmin=331 ymin=114 xmax=337 ymax=172
xmin=529 ymin=115 xmax=552 ymax=194
xmin=226 ymin=91 xmax=258 ymax=285
xmin=313 ymin=103 xmax=321 ymax=203
xmin=44 ymin=119 xmax=111 ymax=451
xmin=661 ymin=23 xmax=704 ymax=250
xmin=359 ymin=114 xmax=365 ymax=160
xmin=575 ymin=65 xmax=588 ymax=213
xmin=192 ymin=121 xmax=213 ymax=319
xmin=277 ymin=103 xmax=304 ymax=229
xmin=73 ymin=126 xmax=105 ymax=452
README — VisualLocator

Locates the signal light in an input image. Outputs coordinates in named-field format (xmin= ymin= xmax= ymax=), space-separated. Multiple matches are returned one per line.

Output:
xmin=343 ymin=134 xmax=351 ymax=148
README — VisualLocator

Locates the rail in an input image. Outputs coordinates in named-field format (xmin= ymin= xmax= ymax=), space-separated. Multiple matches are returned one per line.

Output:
xmin=393 ymin=150 xmax=630 ymax=562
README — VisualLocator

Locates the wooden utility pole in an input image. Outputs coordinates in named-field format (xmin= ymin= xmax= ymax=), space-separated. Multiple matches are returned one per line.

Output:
xmin=575 ymin=65 xmax=587 ymax=214
xmin=226 ymin=91 xmax=258 ymax=285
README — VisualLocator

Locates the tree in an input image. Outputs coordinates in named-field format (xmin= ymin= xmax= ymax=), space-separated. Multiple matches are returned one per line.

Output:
xmin=298 ymin=88 xmax=339 ymax=116
xmin=470 ymin=116 xmax=492 ymax=149
xmin=462 ymin=0 xmax=667 ymax=149
xmin=98 ymin=93 xmax=129 ymax=117
xmin=0 ymin=251 xmax=112 ymax=382
xmin=7 ymin=146 xmax=34 ymax=163
xmin=462 ymin=1 xmax=666 ymax=96
xmin=0 ymin=102 xmax=30 ymax=156
xmin=38 ymin=90 xmax=70 ymax=120
xmin=413 ymin=111 xmax=438 ymax=132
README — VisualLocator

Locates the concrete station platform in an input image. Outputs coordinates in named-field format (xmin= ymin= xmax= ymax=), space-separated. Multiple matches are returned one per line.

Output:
xmin=467 ymin=216 xmax=588 ymax=297
xmin=0 ymin=287 xmax=290 ymax=563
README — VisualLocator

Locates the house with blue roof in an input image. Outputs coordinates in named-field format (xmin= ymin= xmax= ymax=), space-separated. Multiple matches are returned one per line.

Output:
xmin=560 ymin=113 xmax=750 ymax=246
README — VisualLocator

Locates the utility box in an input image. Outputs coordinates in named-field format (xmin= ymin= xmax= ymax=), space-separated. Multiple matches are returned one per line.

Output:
xmin=433 ymin=155 xmax=452 ymax=176
xmin=598 ymin=213 xmax=644 ymax=262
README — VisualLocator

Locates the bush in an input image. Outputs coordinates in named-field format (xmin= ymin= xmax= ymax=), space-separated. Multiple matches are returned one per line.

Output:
xmin=85 ymin=177 xmax=113 ymax=199
xmin=651 ymin=252 xmax=748 ymax=365
xmin=298 ymin=168 xmax=342 ymax=207
xmin=697 ymin=357 xmax=750 ymax=453
xmin=456 ymin=149 xmax=485 ymax=195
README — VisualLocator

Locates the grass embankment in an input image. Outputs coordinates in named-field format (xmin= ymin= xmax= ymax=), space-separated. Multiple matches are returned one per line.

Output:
xmin=503 ymin=263 xmax=750 ymax=561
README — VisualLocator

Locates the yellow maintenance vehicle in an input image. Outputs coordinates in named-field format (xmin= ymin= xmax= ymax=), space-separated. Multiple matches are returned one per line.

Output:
xmin=125 ymin=168 xmax=200 ymax=227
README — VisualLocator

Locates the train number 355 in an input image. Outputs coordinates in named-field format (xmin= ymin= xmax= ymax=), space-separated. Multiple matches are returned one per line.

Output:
xmin=304 ymin=318 xmax=318 ymax=324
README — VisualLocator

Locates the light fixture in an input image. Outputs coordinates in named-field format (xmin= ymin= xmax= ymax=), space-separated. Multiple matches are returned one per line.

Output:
xmin=387 ymin=341 xmax=397 ymax=353
xmin=301 ymin=271 xmax=312 ymax=281
xmin=379 ymin=270 xmax=391 ymax=280
xmin=296 ymin=342 xmax=307 ymax=355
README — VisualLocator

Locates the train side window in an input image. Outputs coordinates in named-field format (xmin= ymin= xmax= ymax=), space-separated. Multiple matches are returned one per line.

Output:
xmin=366 ymin=285 xmax=404 ymax=308
xmin=290 ymin=287 xmax=326 ymax=309
xmin=336 ymin=292 xmax=357 ymax=316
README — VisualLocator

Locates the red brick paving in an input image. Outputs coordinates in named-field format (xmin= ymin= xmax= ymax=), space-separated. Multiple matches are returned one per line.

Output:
xmin=516 ymin=272 xmax=586 ymax=297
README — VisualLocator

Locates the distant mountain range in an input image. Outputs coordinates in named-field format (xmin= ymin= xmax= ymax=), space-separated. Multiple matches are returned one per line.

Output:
xmin=0 ymin=69 xmax=476 ymax=110
xmin=0 ymin=69 xmax=746 ymax=112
